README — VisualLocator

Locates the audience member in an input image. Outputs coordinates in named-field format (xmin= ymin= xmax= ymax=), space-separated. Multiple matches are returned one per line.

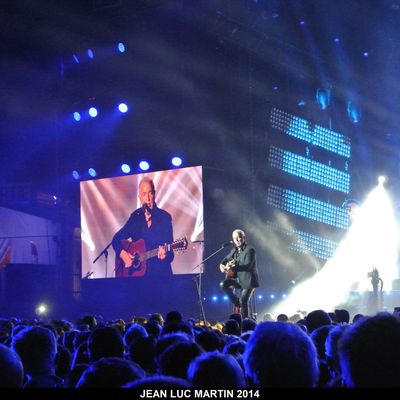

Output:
xmin=0 ymin=343 xmax=24 ymax=387
xmin=339 ymin=312 xmax=400 ymax=387
xmin=11 ymin=326 xmax=64 ymax=387
xmin=243 ymin=321 xmax=319 ymax=387
xmin=75 ymin=357 xmax=145 ymax=387
xmin=188 ymin=351 xmax=245 ymax=388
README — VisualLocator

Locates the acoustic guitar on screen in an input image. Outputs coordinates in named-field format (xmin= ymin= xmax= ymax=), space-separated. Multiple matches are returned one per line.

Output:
xmin=115 ymin=237 xmax=188 ymax=277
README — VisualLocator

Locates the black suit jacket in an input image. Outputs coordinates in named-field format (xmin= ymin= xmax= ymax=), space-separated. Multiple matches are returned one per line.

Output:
xmin=221 ymin=244 xmax=260 ymax=289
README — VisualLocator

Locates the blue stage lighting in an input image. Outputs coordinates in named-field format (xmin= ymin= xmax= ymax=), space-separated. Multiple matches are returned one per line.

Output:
xmin=347 ymin=101 xmax=361 ymax=123
xmin=87 ymin=49 xmax=94 ymax=59
xmin=72 ymin=170 xmax=80 ymax=180
xmin=171 ymin=156 xmax=182 ymax=167
xmin=269 ymin=294 xmax=275 ymax=300
xmin=212 ymin=296 xmax=218 ymax=302
xmin=73 ymin=112 xmax=81 ymax=121
xmin=139 ymin=161 xmax=150 ymax=171
xmin=118 ymin=103 xmax=128 ymax=113
xmin=363 ymin=51 xmax=369 ymax=57
xmin=316 ymin=88 xmax=330 ymax=110
xmin=117 ymin=42 xmax=126 ymax=53
xmin=72 ymin=54 xmax=80 ymax=64
xmin=88 ymin=107 xmax=98 ymax=118
xmin=88 ymin=168 xmax=97 ymax=177
xmin=223 ymin=295 xmax=228 ymax=301
xmin=257 ymin=294 xmax=263 ymax=300
xmin=121 ymin=163 xmax=131 ymax=174
xmin=334 ymin=37 xmax=340 ymax=43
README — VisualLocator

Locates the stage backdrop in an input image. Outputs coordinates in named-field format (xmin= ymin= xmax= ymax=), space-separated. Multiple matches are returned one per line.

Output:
xmin=80 ymin=165 xmax=204 ymax=279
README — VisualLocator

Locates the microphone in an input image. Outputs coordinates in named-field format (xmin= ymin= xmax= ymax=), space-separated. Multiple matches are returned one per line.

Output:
xmin=221 ymin=241 xmax=234 ymax=247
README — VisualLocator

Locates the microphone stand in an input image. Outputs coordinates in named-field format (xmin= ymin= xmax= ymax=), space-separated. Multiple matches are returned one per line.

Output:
xmin=93 ymin=241 xmax=113 ymax=278
xmin=191 ymin=243 xmax=230 ymax=323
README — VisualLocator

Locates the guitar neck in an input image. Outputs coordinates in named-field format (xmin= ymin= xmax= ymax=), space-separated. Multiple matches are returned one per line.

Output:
xmin=141 ymin=248 xmax=158 ymax=262
xmin=141 ymin=244 xmax=172 ymax=262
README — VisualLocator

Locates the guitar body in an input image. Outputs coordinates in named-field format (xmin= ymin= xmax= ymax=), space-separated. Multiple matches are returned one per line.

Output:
xmin=115 ymin=237 xmax=188 ymax=278
xmin=115 ymin=238 xmax=147 ymax=277
xmin=225 ymin=268 xmax=234 ymax=279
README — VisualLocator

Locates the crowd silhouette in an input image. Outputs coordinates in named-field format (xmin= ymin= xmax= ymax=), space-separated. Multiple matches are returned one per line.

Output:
xmin=1 ymin=307 xmax=400 ymax=388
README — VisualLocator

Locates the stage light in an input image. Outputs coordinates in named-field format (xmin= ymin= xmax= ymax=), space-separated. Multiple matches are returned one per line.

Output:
xmin=223 ymin=295 xmax=228 ymax=301
xmin=72 ymin=54 xmax=80 ymax=64
xmin=88 ymin=107 xmax=98 ymax=118
xmin=257 ymin=294 xmax=263 ymax=300
xmin=72 ymin=170 xmax=80 ymax=180
xmin=282 ymin=293 xmax=287 ymax=299
xmin=73 ymin=112 xmax=81 ymax=121
xmin=291 ymin=280 xmax=296 ymax=285
xmin=121 ymin=163 xmax=131 ymax=174
xmin=267 ymin=182 xmax=399 ymax=317
xmin=269 ymin=294 xmax=275 ymax=300
xmin=212 ymin=295 xmax=218 ymax=302
xmin=316 ymin=88 xmax=330 ymax=110
xmin=378 ymin=176 xmax=386 ymax=185
xmin=299 ymin=20 xmax=305 ymax=25
xmin=139 ymin=161 xmax=150 ymax=171
xmin=363 ymin=51 xmax=369 ymax=57
xmin=118 ymin=103 xmax=128 ymax=113
xmin=36 ymin=303 xmax=47 ymax=315
xmin=88 ymin=168 xmax=97 ymax=177
xmin=347 ymin=101 xmax=361 ymax=123
xmin=171 ymin=156 xmax=183 ymax=167
xmin=117 ymin=42 xmax=126 ymax=53
xmin=334 ymin=37 xmax=340 ymax=43
xmin=87 ymin=49 xmax=94 ymax=59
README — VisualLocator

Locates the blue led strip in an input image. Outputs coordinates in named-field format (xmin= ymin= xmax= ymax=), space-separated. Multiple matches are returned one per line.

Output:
xmin=270 ymin=108 xmax=351 ymax=158
xmin=267 ymin=185 xmax=348 ymax=229
xmin=266 ymin=221 xmax=338 ymax=260
xmin=269 ymin=146 xmax=350 ymax=193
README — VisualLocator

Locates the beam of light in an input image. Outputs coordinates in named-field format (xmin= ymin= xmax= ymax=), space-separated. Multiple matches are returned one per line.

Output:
xmin=268 ymin=183 xmax=399 ymax=317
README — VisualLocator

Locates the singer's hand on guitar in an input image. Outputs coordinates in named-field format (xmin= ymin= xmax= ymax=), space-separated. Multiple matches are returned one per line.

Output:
xmin=219 ymin=260 xmax=235 ymax=273
xmin=120 ymin=249 xmax=134 ymax=268
xmin=157 ymin=244 xmax=167 ymax=260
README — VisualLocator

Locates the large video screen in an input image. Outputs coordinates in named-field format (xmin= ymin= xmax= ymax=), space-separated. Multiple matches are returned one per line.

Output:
xmin=80 ymin=166 xmax=204 ymax=278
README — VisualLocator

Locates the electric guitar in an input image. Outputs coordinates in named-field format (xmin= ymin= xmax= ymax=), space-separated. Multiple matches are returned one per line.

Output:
xmin=115 ymin=237 xmax=188 ymax=277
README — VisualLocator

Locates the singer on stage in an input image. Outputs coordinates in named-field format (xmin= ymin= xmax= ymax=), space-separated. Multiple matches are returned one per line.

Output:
xmin=219 ymin=229 xmax=260 ymax=319
xmin=112 ymin=177 xmax=174 ymax=278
